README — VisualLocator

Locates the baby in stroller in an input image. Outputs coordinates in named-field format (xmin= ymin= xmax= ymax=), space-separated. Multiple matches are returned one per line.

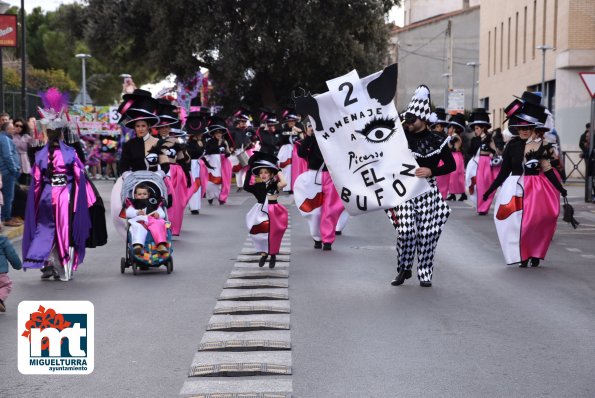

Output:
xmin=125 ymin=183 xmax=168 ymax=255
xmin=119 ymin=171 xmax=173 ymax=274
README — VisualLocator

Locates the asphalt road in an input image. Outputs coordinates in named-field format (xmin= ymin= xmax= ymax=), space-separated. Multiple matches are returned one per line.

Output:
xmin=1 ymin=181 xmax=594 ymax=397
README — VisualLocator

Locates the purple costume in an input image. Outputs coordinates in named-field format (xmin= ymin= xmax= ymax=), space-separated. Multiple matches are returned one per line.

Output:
xmin=22 ymin=142 xmax=95 ymax=270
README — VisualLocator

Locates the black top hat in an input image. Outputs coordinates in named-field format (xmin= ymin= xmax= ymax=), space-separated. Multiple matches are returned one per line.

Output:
xmin=514 ymin=91 xmax=542 ymax=105
xmin=261 ymin=111 xmax=279 ymax=125
xmin=233 ymin=106 xmax=252 ymax=122
xmin=508 ymin=101 xmax=547 ymax=127
xmin=467 ymin=108 xmax=491 ymax=128
xmin=448 ymin=113 xmax=467 ymax=131
xmin=281 ymin=107 xmax=300 ymax=123
xmin=189 ymin=96 xmax=210 ymax=114
xmin=185 ymin=112 xmax=207 ymax=135
xmin=249 ymin=150 xmax=279 ymax=175
xmin=118 ymin=89 xmax=159 ymax=126
xmin=433 ymin=108 xmax=448 ymax=123
xmin=156 ymin=98 xmax=179 ymax=127
xmin=204 ymin=116 xmax=228 ymax=135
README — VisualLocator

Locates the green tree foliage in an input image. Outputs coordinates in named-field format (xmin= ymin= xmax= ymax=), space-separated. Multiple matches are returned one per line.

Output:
xmin=85 ymin=0 xmax=399 ymax=111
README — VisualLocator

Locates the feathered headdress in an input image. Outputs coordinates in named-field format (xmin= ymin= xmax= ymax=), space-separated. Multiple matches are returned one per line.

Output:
xmin=37 ymin=87 xmax=70 ymax=130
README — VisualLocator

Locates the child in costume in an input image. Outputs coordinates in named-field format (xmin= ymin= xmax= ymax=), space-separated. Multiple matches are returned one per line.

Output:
xmin=125 ymin=183 xmax=168 ymax=256
xmin=0 ymin=235 xmax=22 ymax=312
xmin=244 ymin=151 xmax=288 ymax=268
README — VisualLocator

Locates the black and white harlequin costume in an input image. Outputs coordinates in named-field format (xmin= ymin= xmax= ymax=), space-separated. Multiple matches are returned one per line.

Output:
xmin=385 ymin=86 xmax=455 ymax=287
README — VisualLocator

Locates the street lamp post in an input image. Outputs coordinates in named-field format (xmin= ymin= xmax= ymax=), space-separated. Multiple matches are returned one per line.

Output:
xmin=536 ymin=45 xmax=554 ymax=106
xmin=466 ymin=62 xmax=479 ymax=108
xmin=75 ymin=53 xmax=92 ymax=106
xmin=0 ymin=1 xmax=11 ymax=113
xmin=20 ymin=0 xmax=25 ymax=117
xmin=442 ymin=73 xmax=451 ymax=110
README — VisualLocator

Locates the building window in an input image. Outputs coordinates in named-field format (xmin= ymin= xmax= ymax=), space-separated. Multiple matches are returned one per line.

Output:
xmin=531 ymin=0 xmax=537 ymax=59
xmin=524 ymin=6 xmax=527 ymax=63
xmin=500 ymin=22 xmax=504 ymax=72
xmin=507 ymin=17 xmax=511 ymax=69
xmin=515 ymin=12 xmax=519 ymax=66
xmin=480 ymin=97 xmax=489 ymax=111
xmin=488 ymin=30 xmax=491 ymax=76
xmin=494 ymin=26 xmax=497 ymax=74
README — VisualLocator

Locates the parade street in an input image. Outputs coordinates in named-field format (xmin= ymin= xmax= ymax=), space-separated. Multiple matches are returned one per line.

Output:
xmin=1 ymin=181 xmax=595 ymax=398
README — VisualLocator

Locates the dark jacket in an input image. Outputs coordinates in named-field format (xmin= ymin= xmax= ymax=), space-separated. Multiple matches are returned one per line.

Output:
xmin=0 ymin=235 xmax=22 ymax=273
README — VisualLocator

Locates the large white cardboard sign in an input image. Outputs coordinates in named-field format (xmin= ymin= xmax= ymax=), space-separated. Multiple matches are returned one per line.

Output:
xmin=294 ymin=64 xmax=430 ymax=216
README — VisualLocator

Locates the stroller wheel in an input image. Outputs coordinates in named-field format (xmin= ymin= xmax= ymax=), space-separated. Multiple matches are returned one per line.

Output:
xmin=167 ymin=258 xmax=173 ymax=274
xmin=120 ymin=258 xmax=126 ymax=274
xmin=132 ymin=262 xmax=138 ymax=275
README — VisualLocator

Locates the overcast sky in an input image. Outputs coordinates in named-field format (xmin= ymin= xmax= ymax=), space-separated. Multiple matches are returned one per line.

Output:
xmin=4 ymin=0 xmax=80 ymax=12
xmin=5 ymin=0 xmax=404 ymax=25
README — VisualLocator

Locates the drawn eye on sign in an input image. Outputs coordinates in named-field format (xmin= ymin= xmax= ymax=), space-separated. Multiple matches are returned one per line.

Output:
xmin=294 ymin=63 xmax=431 ymax=216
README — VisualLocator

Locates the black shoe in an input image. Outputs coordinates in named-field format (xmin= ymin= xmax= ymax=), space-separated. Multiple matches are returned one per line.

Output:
xmin=191 ymin=210 xmax=199 ymax=215
xmin=335 ymin=231 xmax=342 ymax=235
xmin=314 ymin=240 xmax=322 ymax=249
xmin=478 ymin=212 xmax=488 ymax=216
xmin=208 ymin=199 xmax=213 ymax=205
xmin=258 ymin=254 xmax=268 ymax=267
xmin=530 ymin=258 xmax=540 ymax=267
xmin=269 ymin=255 xmax=276 ymax=268
xmin=458 ymin=194 xmax=467 ymax=201
xmin=41 ymin=266 xmax=57 ymax=280
xmin=219 ymin=200 xmax=226 ymax=205
xmin=520 ymin=260 xmax=529 ymax=268
xmin=322 ymin=243 xmax=332 ymax=251
xmin=0 ymin=299 xmax=5 ymax=312
xmin=391 ymin=269 xmax=412 ymax=286
xmin=446 ymin=194 xmax=456 ymax=201
xmin=420 ymin=281 xmax=432 ymax=287
xmin=237 ymin=188 xmax=243 ymax=192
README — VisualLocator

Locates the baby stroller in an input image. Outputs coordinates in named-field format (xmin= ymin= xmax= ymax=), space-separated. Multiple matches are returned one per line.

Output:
xmin=119 ymin=171 xmax=174 ymax=275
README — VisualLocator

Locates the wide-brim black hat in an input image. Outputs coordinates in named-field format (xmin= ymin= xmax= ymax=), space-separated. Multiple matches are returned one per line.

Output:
xmin=123 ymin=109 xmax=160 ymax=129
xmin=448 ymin=113 xmax=467 ymax=131
xmin=468 ymin=108 xmax=491 ymax=128
xmin=249 ymin=150 xmax=279 ymax=175
xmin=281 ymin=107 xmax=300 ymax=122
xmin=431 ymin=107 xmax=448 ymax=127
xmin=204 ymin=116 xmax=228 ymax=135
xmin=185 ymin=112 xmax=207 ymax=135
xmin=514 ymin=91 xmax=542 ymax=105
xmin=169 ymin=120 xmax=186 ymax=136
xmin=233 ymin=106 xmax=252 ymax=122
xmin=508 ymin=101 xmax=547 ymax=127
xmin=156 ymin=98 xmax=179 ymax=127
xmin=262 ymin=112 xmax=279 ymax=125
xmin=119 ymin=89 xmax=158 ymax=122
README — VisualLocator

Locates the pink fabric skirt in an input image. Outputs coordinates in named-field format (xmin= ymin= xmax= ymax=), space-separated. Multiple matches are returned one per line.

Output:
xmin=476 ymin=155 xmax=500 ymax=213
xmin=520 ymin=174 xmax=560 ymax=261
xmin=167 ymin=164 xmax=198 ymax=236
xmin=449 ymin=152 xmax=466 ymax=194
xmin=219 ymin=155 xmax=232 ymax=203
xmin=268 ymin=202 xmax=288 ymax=255
xmin=291 ymin=145 xmax=307 ymax=190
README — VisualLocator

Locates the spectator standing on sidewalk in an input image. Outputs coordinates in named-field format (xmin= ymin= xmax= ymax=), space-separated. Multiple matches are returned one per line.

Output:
xmin=0 ymin=235 xmax=23 ymax=312
xmin=579 ymin=123 xmax=591 ymax=159
xmin=0 ymin=122 xmax=22 ymax=227
xmin=12 ymin=118 xmax=32 ymax=186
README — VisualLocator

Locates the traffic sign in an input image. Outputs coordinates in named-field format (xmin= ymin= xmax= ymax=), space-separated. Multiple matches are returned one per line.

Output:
xmin=579 ymin=72 xmax=595 ymax=99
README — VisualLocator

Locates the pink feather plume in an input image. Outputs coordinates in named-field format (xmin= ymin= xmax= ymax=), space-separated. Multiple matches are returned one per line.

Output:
xmin=39 ymin=87 xmax=70 ymax=113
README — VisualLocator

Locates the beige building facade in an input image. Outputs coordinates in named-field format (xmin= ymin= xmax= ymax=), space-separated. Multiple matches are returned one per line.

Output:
xmin=478 ymin=0 xmax=595 ymax=151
